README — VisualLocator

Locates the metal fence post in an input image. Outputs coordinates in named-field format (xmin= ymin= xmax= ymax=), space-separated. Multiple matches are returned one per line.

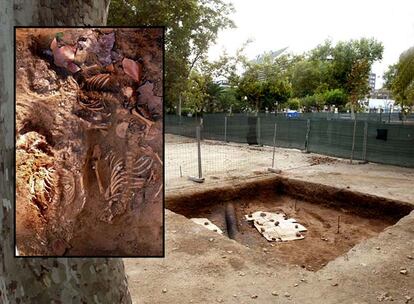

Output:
xmin=268 ymin=122 xmax=281 ymax=173
xmin=257 ymin=116 xmax=261 ymax=146
xmin=361 ymin=121 xmax=368 ymax=163
xmin=304 ymin=119 xmax=311 ymax=153
xmin=188 ymin=126 xmax=205 ymax=183
xmin=224 ymin=116 xmax=228 ymax=142
xmin=350 ymin=118 xmax=357 ymax=164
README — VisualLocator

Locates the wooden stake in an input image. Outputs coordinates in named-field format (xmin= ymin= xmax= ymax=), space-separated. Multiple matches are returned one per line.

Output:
xmin=180 ymin=165 xmax=182 ymax=177
xmin=337 ymin=215 xmax=341 ymax=234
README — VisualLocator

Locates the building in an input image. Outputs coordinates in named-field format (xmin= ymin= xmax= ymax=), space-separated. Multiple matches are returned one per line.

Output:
xmin=368 ymin=72 xmax=376 ymax=92
xmin=214 ymin=76 xmax=230 ymax=88
xmin=370 ymin=88 xmax=391 ymax=99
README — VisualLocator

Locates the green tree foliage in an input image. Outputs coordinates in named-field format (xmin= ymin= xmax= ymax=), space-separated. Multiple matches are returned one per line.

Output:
xmin=292 ymin=38 xmax=383 ymax=112
xmin=235 ymin=38 xmax=381 ymax=114
xmin=108 ymin=0 xmax=235 ymax=111
xmin=388 ymin=47 xmax=414 ymax=111
xmin=181 ymin=70 xmax=211 ymax=113
xmin=287 ymin=97 xmax=301 ymax=110
xmin=323 ymin=88 xmax=348 ymax=106
xmin=236 ymin=53 xmax=296 ymax=112
xmin=310 ymin=38 xmax=383 ymax=89
xmin=218 ymin=87 xmax=248 ymax=112
xmin=383 ymin=63 xmax=397 ymax=91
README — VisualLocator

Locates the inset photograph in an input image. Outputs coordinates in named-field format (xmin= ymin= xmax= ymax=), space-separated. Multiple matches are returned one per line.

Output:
xmin=15 ymin=27 xmax=164 ymax=257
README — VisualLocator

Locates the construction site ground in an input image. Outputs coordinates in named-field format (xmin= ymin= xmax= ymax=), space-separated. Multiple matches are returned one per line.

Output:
xmin=125 ymin=134 xmax=414 ymax=304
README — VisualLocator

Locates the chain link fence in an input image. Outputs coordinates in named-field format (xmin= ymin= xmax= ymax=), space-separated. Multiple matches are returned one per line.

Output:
xmin=166 ymin=113 xmax=414 ymax=171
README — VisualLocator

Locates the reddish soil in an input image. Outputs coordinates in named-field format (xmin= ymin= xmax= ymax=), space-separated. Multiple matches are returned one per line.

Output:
xmin=172 ymin=191 xmax=396 ymax=271
xmin=15 ymin=28 xmax=163 ymax=256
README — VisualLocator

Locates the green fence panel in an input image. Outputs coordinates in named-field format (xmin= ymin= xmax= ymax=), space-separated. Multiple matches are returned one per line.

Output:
xmin=365 ymin=122 xmax=414 ymax=167
xmin=165 ymin=115 xmax=199 ymax=138
xmin=203 ymin=114 xmax=226 ymax=141
xmin=226 ymin=114 xmax=250 ymax=143
xmin=260 ymin=116 xmax=307 ymax=150
xmin=308 ymin=120 xmax=365 ymax=160
xmin=165 ymin=114 xmax=414 ymax=168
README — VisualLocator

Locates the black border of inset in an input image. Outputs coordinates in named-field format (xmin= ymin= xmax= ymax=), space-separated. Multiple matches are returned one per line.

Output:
xmin=14 ymin=26 xmax=166 ymax=258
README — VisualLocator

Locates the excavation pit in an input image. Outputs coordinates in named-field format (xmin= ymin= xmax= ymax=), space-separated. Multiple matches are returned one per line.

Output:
xmin=167 ymin=176 xmax=413 ymax=271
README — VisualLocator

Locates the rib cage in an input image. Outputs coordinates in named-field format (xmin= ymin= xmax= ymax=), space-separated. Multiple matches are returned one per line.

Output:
xmin=127 ymin=153 xmax=153 ymax=190
xmin=86 ymin=74 xmax=111 ymax=91
xmin=78 ymin=96 xmax=106 ymax=112
xmin=60 ymin=170 xmax=76 ymax=205
xmin=105 ymin=152 xmax=127 ymax=201
xmin=101 ymin=92 xmax=119 ymax=106
xmin=29 ymin=167 xmax=57 ymax=207
xmin=100 ymin=152 xmax=155 ymax=222
xmin=41 ymin=167 xmax=56 ymax=202
xmin=132 ymin=156 xmax=153 ymax=177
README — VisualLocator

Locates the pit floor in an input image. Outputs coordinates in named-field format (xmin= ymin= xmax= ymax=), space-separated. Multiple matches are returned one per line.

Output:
xmin=177 ymin=194 xmax=396 ymax=271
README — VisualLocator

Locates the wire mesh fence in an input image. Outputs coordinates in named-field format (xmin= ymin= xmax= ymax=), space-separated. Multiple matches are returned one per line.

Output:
xmin=166 ymin=113 xmax=414 ymax=171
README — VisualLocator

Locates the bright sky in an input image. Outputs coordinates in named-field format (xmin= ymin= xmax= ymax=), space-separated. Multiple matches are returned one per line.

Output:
xmin=208 ymin=0 xmax=414 ymax=88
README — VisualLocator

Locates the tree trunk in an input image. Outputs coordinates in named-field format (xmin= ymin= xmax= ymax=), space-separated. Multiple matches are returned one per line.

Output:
xmin=350 ymin=103 xmax=357 ymax=164
xmin=1 ymin=1 xmax=131 ymax=303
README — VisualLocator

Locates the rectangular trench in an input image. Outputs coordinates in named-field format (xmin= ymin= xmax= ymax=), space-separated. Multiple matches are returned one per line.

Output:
xmin=166 ymin=176 xmax=413 ymax=271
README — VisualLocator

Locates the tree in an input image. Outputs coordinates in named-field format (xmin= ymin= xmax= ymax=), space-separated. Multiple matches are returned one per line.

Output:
xmin=108 ymin=0 xmax=235 ymax=112
xmin=218 ymin=87 xmax=247 ymax=113
xmin=287 ymin=98 xmax=301 ymax=110
xmin=0 ymin=2 xmax=131 ymax=303
xmin=347 ymin=59 xmax=370 ymax=164
xmin=237 ymin=53 xmax=294 ymax=112
xmin=323 ymin=88 xmax=348 ymax=108
xmin=291 ymin=60 xmax=323 ymax=97
xmin=300 ymin=37 xmax=383 ymax=161
xmin=388 ymin=47 xmax=414 ymax=111
xmin=346 ymin=59 xmax=371 ymax=113
xmin=182 ymin=70 xmax=211 ymax=113
xmin=383 ymin=64 xmax=397 ymax=92
xmin=307 ymin=38 xmax=383 ymax=101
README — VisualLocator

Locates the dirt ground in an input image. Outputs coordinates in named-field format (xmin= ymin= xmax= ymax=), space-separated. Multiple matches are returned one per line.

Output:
xmin=123 ymin=134 xmax=414 ymax=303
xmin=15 ymin=28 xmax=163 ymax=256
xmin=174 ymin=194 xmax=395 ymax=271
xmin=125 ymin=209 xmax=414 ymax=304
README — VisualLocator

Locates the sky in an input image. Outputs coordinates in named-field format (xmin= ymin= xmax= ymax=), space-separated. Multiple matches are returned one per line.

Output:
xmin=208 ymin=0 xmax=414 ymax=88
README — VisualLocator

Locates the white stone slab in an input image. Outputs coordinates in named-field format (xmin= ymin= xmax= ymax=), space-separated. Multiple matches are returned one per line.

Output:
xmin=191 ymin=218 xmax=223 ymax=235
xmin=245 ymin=211 xmax=306 ymax=242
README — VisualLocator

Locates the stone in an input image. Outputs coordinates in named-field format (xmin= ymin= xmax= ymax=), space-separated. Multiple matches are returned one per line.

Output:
xmin=162 ymin=288 xmax=167 ymax=293
xmin=377 ymin=292 xmax=392 ymax=302
xmin=271 ymin=291 xmax=279 ymax=296
xmin=400 ymin=269 xmax=408 ymax=275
